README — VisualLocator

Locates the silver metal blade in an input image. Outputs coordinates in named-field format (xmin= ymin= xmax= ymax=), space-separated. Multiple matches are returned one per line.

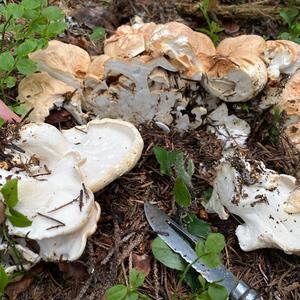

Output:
xmin=144 ymin=201 xmax=238 ymax=294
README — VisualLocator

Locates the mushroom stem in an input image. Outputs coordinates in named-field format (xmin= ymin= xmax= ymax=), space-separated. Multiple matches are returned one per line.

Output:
xmin=0 ymin=99 xmax=21 ymax=122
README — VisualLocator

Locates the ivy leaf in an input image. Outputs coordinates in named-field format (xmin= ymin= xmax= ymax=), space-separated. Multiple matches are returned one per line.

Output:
xmin=16 ymin=58 xmax=37 ymax=75
xmin=42 ymin=6 xmax=64 ymax=21
xmin=129 ymin=269 xmax=145 ymax=289
xmin=0 ymin=265 xmax=10 ymax=297
xmin=151 ymin=237 xmax=186 ymax=271
xmin=106 ymin=284 xmax=127 ymax=300
xmin=207 ymin=283 xmax=228 ymax=300
xmin=90 ymin=27 xmax=105 ymax=41
xmin=0 ymin=52 xmax=14 ymax=72
xmin=1 ymin=178 xmax=18 ymax=208
xmin=6 ymin=207 xmax=32 ymax=227
xmin=173 ymin=177 xmax=191 ymax=207
xmin=16 ymin=39 xmax=38 ymax=56
xmin=6 ymin=3 xmax=24 ymax=18
xmin=45 ymin=21 xmax=67 ymax=37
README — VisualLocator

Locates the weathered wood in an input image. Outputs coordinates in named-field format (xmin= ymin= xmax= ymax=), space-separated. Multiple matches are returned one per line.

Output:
xmin=176 ymin=1 xmax=300 ymax=21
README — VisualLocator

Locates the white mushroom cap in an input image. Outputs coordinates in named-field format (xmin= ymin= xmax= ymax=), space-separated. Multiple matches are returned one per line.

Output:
xmin=217 ymin=35 xmax=265 ymax=57
xmin=0 ymin=242 xmax=40 ymax=276
xmin=205 ymin=156 xmax=300 ymax=254
xmin=62 ymin=118 xmax=144 ymax=192
xmin=29 ymin=40 xmax=91 ymax=89
xmin=38 ymin=202 xmax=100 ymax=261
xmin=17 ymin=72 xmax=83 ymax=123
xmin=203 ymin=55 xmax=268 ymax=102
xmin=263 ymin=40 xmax=300 ymax=80
xmin=207 ymin=103 xmax=250 ymax=149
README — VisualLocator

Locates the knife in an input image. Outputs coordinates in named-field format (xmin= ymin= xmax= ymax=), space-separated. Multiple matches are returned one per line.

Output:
xmin=144 ymin=202 xmax=263 ymax=300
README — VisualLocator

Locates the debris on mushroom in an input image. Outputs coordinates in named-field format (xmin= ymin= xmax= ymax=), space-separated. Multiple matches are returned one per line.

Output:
xmin=204 ymin=154 xmax=300 ymax=254
xmin=202 ymin=54 xmax=268 ymax=102
xmin=61 ymin=118 xmax=144 ymax=192
xmin=29 ymin=40 xmax=91 ymax=89
xmin=206 ymin=103 xmax=250 ymax=149
xmin=263 ymin=40 xmax=300 ymax=81
xmin=17 ymin=72 xmax=85 ymax=123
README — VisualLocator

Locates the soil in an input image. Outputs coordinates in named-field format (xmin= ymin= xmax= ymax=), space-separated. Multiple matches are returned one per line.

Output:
xmin=3 ymin=0 xmax=300 ymax=299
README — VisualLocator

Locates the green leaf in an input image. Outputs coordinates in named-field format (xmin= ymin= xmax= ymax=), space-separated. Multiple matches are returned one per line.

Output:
xmin=16 ymin=39 xmax=38 ymax=56
xmin=183 ymin=269 xmax=202 ymax=292
xmin=129 ymin=269 xmax=145 ymax=289
xmin=127 ymin=291 xmax=138 ymax=300
xmin=186 ymin=214 xmax=211 ymax=239
xmin=280 ymin=7 xmax=299 ymax=27
xmin=106 ymin=284 xmax=128 ymax=300
xmin=151 ymin=237 xmax=186 ymax=271
xmin=42 ymin=6 xmax=64 ymax=21
xmin=6 ymin=3 xmax=24 ymax=18
xmin=9 ymin=104 xmax=27 ymax=116
xmin=153 ymin=146 xmax=176 ymax=176
xmin=173 ymin=177 xmax=191 ymax=207
xmin=205 ymin=233 xmax=225 ymax=254
xmin=0 ymin=52 xmax=14 ymax=71
xmin=6 ymin=208 xmax=32 ymax=227
xmin=45 ymin=21 xmax=67 ymax=37
xmin=0 ymin=265 xmax=10 ymax=296
xmin=21 ymin=0 xmax=41 ymax=9
xmin=200 ymin=252 xmax=221 ymax=269
xmin=187 ymin=159 xmax=195 ymax=177
xmin=0 ymin=118 xmax=5 ymax=127
xmin=36 ymin=38 xmax=48 ymax=50
xmin=1 ymin=178 xmax=18 ymax=208
xmin=3 ymin=76 xmax=16 ymax=88
xmin=207 ymin=283 xmax=228 ymax=300
xmin=16 ymin=58 xmax=37 ymax=75
xmin=195 ymin=241 xmax=206 ymax=258
xmin=195 ymin=291 xmax=211 ymax=300
xmin=90 ymin=27 xmax=106 ymax=41
xmin=198 ymin=275 xmax=207 ymax=289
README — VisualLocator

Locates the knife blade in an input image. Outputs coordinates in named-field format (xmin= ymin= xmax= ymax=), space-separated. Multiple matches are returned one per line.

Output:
xmin=144 ymin=201 xmax=263 ymax=300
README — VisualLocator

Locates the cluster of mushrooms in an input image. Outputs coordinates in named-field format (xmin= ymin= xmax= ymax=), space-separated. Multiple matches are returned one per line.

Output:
xmin=1 ymin=19 xmax=300 ymax=276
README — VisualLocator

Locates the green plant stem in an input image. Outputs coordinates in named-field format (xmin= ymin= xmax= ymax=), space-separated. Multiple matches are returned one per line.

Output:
xmin=0 ymin=15 xmax=12 ymax=52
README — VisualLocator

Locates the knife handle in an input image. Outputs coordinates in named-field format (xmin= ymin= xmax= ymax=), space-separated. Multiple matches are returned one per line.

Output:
xmin=230 ymin=281 xmax=263 ymax=300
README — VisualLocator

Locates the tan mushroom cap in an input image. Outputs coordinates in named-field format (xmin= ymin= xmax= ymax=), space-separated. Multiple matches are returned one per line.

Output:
xmin=264 ymin=40 xmax=300 ymax=80
xmin=29 ymin=40 xmax=91 ymax=88
xmin=217 ymin=35 xmax=265 ymax=57
xmin=203 ymin=54 xmax=267 ymax=102
xmin=148 ymin=22 xmax=216 ymax=56
xmin=17 ymin=72 xmax=76 ymax=122
xmin=86 ymin=54 xmax=111 ymax=83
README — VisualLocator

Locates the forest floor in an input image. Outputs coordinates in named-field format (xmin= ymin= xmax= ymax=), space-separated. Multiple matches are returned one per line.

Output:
xmin=4 ymin=0 xmax=300 ymax=299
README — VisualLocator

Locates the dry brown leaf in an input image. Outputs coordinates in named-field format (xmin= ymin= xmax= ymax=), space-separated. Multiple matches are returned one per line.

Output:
xmin=132 ymin=253 xmax=151 ymax=276
xmin=58 ymin=261 xmax=89 ymax=281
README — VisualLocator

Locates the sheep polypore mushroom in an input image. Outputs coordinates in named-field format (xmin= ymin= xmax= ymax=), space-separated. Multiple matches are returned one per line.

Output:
xmin=203 ymin=54 xmax=267 ymax=102
xmin=17 ymin=72 xmax=85 ymax=123
xmin=263 ymin=40 xmax=300 ymax=80
xmin=61 ymin=118 xmax=144 ymax=192
xmin=207 ymin=103 xmax=251 ymax=149
xmin=29 ymin=40 xmax=91 ymax=89
xmin=205 ymin=155 xmax=300 ymax=254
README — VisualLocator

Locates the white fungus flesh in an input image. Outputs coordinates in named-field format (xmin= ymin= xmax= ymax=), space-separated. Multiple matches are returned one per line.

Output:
xmin=62 ymin=119 xmax=144 ymax=192
xmin=205 ymin=155 xmax=300 ymax=255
